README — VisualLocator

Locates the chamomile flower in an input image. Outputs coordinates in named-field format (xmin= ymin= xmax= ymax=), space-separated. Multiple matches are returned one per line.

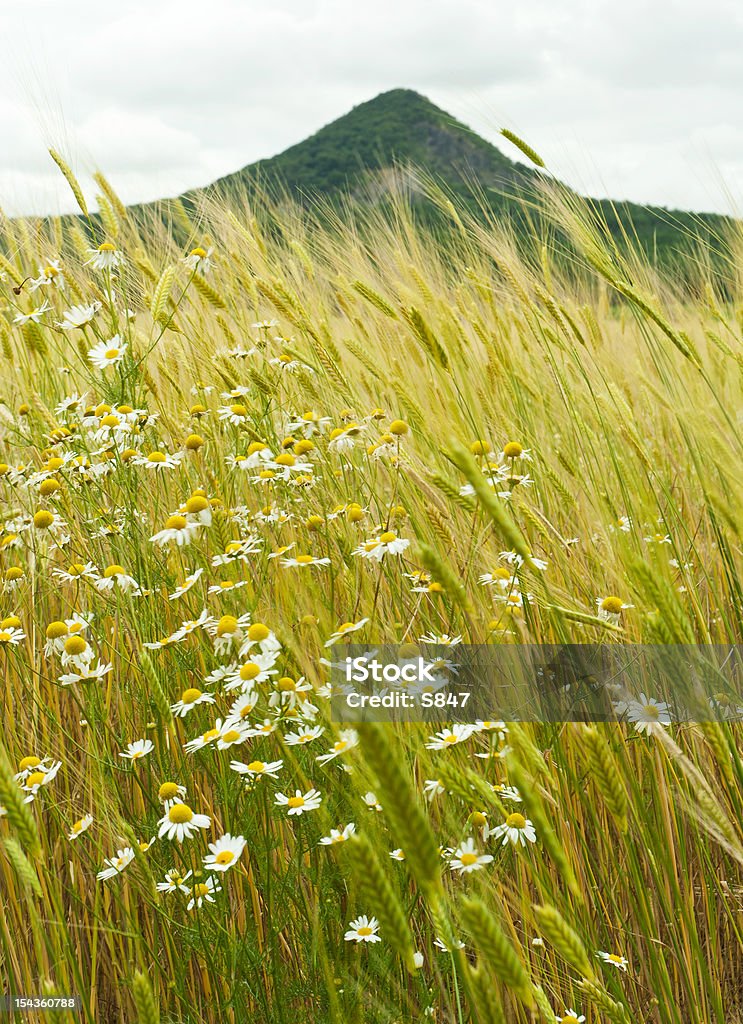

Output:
xmin=230 ymin=758 xmax=283 ymax=780
xmin=218 ymin=403 xmax=251 ymax=426
xmin=324 ymin=618 xmax=370 ymax=647
xmin=0 ymin=625 xmax=25 ymax=646
xmin=95 ymin=565 xmax=142 ymax=595
xmin=316 ymin=729 xmax=359 ymax=764
xmin=223 ymin=651 xmax=279 ymax=692
xmin=119 ymin=739 xmax=154 ymax=762
xmin=597 ymin=951 xmax=629 ymax=971
xmin=183 ymin=246 xmax=213 ymax=273
xmin=21 ymin=760 xmax=62 ymax=802
xmin=169 ymin=568 xmax=205 ymax=600
xmin=449 ymin=838 xmax=494 ymax=873
xmin=88 ymin=337 xmax=127 ymax=370
xmin=556 ymin=1011 xmax=586 ymax=1023
xmin=354 ymin=531 xmax=410 ymax=561
xmin=280 ymin=554 xmax=331 ymax=568
xmin=158 ymin=803 xmax=211 ymax=842
xmin=68 ymin=814 xmax=93 ymax=840
xmin=596 ymin=596 xmax=633 ymax=623
xmin=274 ymin=788 xmax=322 ymax=815
xmin=426 ymin=725 xmax=475 ymax=750
xmin=132 ymin=450 xmax=185 ymax=471
xmin=150 ymin=515 xmax=201 ymax=547
xmin=53 ymin=561 xmax=99 ymax=583
xmin=215 ymin=721 xmax=250 ymax=749
xmin=423 ymin=779 xmax=445 ymax=801
xmin=97 ymin=847 xmax=136 ymax=881
xmin=57 ymin=302 xmax=102 ymax=330
xmin=170 ymin=687 xmax=216 ymax=718
xmin=86 ymin=242 xmax=123 ymax=270
xmin=344 ymin=916 xmax=381 ymax=943
xmin=203 ymin=833 xmax=246 ymax=872
xmin=319 ymin=823 xmax=356 ymax=845
xmin=13 ymin=301 xmax=51 ymax=325
xmin=491 ymin=812 xmax=537 ymax=847
xmin=157 ymin=868 xmax=193 ymax=894
xmin=157 ymin=781 xmax=187 ymax=806
xmin=15 ymin=755 xmax=55 ymax=782
xmin=187 ymin=876 xmax=221 ymax=910
xmin=619 ymin=693 xmax=672 ymax=734
xmin=58 ymin=660 xmax=113 ymax=686
xmin=283 ymin=725 xmax=324 ymax=746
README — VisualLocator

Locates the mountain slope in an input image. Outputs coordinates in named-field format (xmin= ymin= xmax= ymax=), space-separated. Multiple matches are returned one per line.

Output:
xmin=190 ymin=88 xmax=533 ymax=203
xmin=174 ymin=89 xmax=727 ymax=266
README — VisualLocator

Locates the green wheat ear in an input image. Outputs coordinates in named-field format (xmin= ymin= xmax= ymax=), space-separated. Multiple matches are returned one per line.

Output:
xmin=499 ymin=129 xmax=546 ymax=168
xmin=357 ymin=722 xmax=441 ymax=895
xmin=49 ymin=149 xmax=89 ymax=218
xmin=132 ymin=971 xmax=160 ymax=1024
xmin=346 ymin=833 xmax=417 ymax=972
xmin=459 ymin=896 xmax=535 ymax=1008
xmin=2 ymin=837 xmax=42 ymax=897
xmin=532 ymin=903 xmax=595 ymax=979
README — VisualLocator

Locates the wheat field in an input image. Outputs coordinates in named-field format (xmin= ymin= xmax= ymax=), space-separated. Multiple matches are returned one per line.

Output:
xmin=0 ymin=159 xmax=742 ymax=1024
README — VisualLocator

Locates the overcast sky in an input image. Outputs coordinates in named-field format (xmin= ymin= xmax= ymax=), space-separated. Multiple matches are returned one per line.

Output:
xmin=2 ymin=0 xmax=742 ymax=217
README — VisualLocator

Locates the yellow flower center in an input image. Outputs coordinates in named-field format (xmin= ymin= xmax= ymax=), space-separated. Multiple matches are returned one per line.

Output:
xmin=215 ymin=851 xmax=234 ymax=865
xmin=221 ymin=730 xmax=241 ymax=744
xmin=46 ymin=621 xmax=68 ymax=639
xmin=186 ymin=495 xmax=209 ymax=513
xmin=105 ymin=348 xmax=120 ymax=360
xmin=193 ymin=883 xmax=209 ymax=898
xmin=104 ymin=564 xmax=125 ymax=577
xmin=278 ymin=677 xmax=296 ymax=691
xmin=217 ymin=615 xmax=238 ymax=636
xmin=357 ymin=926 xmax=373 ymax=936
xmin=190 ymin=247 xmax=207 ymax=258
xmin=287 ymin=796 xmax=305 ymax=809
xmin=165 ymin=515 xmax=188 ymax=531
xmin=506 ymin=813 xmax=526 ymax=829
xmin=167 ymin=804 xmax=194 ymax=824
xmin=26 ymin=771 xmax=46 ymax=788
xmin=158 ymin=782 xmax=181 ymax=801
xmin=247 ymin=761 xmax=265 ymax=772
xmin=64 ymin=636 xmax=87 ymax=656
xmin=181 ymin=688 xmax=202 ymax=704
xmin=459 ymin=852 xmax=478 ymax=866
xmin=295 ymin=555 xmax=314 ymax=564
xmin=19 ymin=756 xmax=40 ymax=771
xmin=601 ymin=596 xmax=623 ymax=614
xmin=247 ymin=623 xmax=270 ymax=642
xmin=379 ymin=531 xmax=396 ymax=543
xmin=229 ymin=404 xmax=247 ymax=417
xmin=147 ymin=452 xmax=166 ymax=463
xmin=202 ymin=728 xmax=219 ymax=743
xmin=503 ymin=441 xmax=523 ymax=459
xmin=98 ymin=243 xmax=116 ymax=252
xmin=33 ymin=510 xmax=54 ymax=528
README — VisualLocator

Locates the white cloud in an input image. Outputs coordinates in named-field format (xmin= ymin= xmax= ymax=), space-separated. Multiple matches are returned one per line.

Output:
xmin=0 ymin=0 xmax=742 ymax=215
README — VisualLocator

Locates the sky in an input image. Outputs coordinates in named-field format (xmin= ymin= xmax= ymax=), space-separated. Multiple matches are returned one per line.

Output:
xmin=2 ymin=0 xmax=743 ymax=217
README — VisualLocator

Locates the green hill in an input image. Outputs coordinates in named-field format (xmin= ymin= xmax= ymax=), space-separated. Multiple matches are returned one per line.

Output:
xmin=199 ymin=88 xmax=530 ymax=199
xmin=176 ymin=88 xmax=729 ymax=265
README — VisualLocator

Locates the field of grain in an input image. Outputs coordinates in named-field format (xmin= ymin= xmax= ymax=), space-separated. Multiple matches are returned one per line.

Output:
xmin=0 ymin=161 xmax=742 ymax=1024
